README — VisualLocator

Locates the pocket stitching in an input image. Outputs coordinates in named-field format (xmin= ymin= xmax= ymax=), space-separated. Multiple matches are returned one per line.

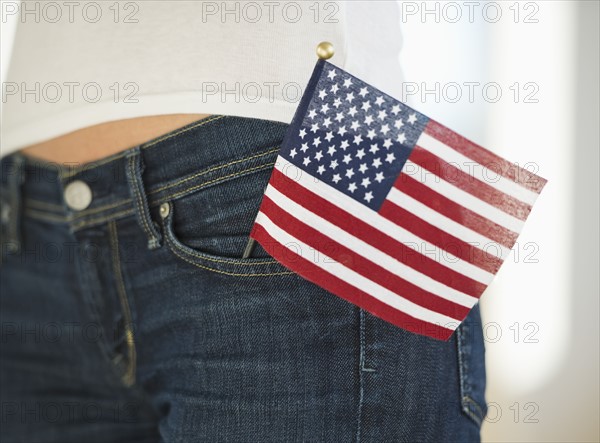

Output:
xmin=160 ymin=201 xmax=296 ymax=277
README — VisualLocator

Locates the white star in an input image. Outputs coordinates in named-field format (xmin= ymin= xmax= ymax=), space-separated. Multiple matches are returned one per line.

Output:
xmin=353 ymin=134 xmax=363 ymax=145
xmin=380 ymin=124 xmax=390 ymax=135
xmin=314 ymin=150 xmax=323 ymax=161
xmin=335 ymin=112 xmax=344 ymax=122
xmin=321 ymin=103 xmax=330 ymax=113
xmin=361 ymin=177 xmax=371 ymax=188
xmin=345 ymin=92 xmax=355 ymax=103
xmin=333 ymin=98 xmax=342 ymax=109
xmin=327 ymin=145 xmax=337 ymax=156
xmin=329 ymin=159 xmax=338 ymax=169
xmin=377 ymin=110 xmax=387 ymax=121
xmin=348 ymin=182 xmax=357 ymax=193
xmin=343 ymin=78 xmax=352 ymax=88
xmin=289 ymin=148 xmax=297 ymax=158
xmin=391 ymin=104 xmax=401 ymax=115
xmin=327 ymin=69 xmax=337 ymax=80
xmin=313 ymin=137 xmax=321 ymax=147
xmin=330 ymin=84 xmax=339 ymax=94
xmin=345 ymin=168 xmax=355 ymax=179
xmin=408 ymin=113 xmax=418 ymax=124
xmin=332 ymin=174 xmax=341 ymax=184
xmin=318 ymin=89 xmax=327 ymax=99
xmin=394 ymin=119 xmax=404 ymax=129
xmin=366 ymin=129 xmax=377 ymax=140
xmin=361 ymin=101 xmax=371 ymax=112
xmin=348 ymin=106 xmax=358 ymax=117
xmin=317 ymin=165 xmax=326 ymax=174
xmin=303 ymin=156 xmax=311 ymax=166
xmin=364 ymin=191 xmax=374 ymax=203
xmin=300 ymin=143 xmax=309 ymax=152
xmin=356 ymin=148 xmax=366 ymax=159
xmin=383 ymin=138 xmax=393 ymax=149
xmin=325 ymin=131 xmax=334 ymax=142
xmin=342 ymin=154 xmax=352 ymax=164
xmin=358 ymin=87 xmax=369 ymax=98
xmin=358 ymin=163 xmax=368 ymax=174
xmin=337 ymin=126 xmax=348 ymax=136
xmin=308 ymin=109 xmax=317 ymax=119
xmin=310 ymin=123 xmax=319 ymax=133
xmin=374 ymin=172 xmax=385 ymax=183
xmin=364 ymin=115 xmax=374 ymax=126
xmin=299 ymin=128 xmax=307 ymax=138
xmin=397 ymin=132 xmax=407 ymax=144
xmin=372 ymin=158 xmax=382 ymax=168
xmin=369 ymin=143 xmax=379 ymax=154
xmin=385 ymin=152 xmax=396 ymax=163
xmin=350 ymin=120 xmax=360 ymax=131
xmin=340 ymin=140 xmax=350 ymax=150
xmin=323 ymin=117 xmax=332 ymax=128
xmin=375 ymin=96 xmax=385 ymax=106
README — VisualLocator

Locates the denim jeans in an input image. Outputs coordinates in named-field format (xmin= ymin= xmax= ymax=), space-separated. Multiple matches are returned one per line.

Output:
xmin=0 ymin=115 xmax=487 ymax=442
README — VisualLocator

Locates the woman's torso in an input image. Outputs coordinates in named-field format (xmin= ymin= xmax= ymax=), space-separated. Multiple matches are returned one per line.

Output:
xmin=2 ymin=1 xmax=404 ymax=164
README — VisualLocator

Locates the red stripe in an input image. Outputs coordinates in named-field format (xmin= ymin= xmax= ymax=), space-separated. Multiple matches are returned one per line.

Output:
xmin=251 ymin=223 xmax=456 ymax=341
xmin=380 ymin=200 xmax=503 ymax=274
xmin=409 ymin=146 xmax=532 ymax=221
xmin=395 ymin=174 xmax=519 ymax=250
xmin=260 ymin=196 xmax=471 ymax=320
xmin=269 ymin=168 xmax=487 ymax=298
xmin=425 ymin=120 xmax=547 ymax=193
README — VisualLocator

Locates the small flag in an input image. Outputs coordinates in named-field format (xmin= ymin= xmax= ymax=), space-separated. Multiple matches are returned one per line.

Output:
xmin=249 ymin=58 xmax=547 ymax=341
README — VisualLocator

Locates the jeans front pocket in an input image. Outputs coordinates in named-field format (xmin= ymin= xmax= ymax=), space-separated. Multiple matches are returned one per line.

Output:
xmin=456 ymin=302 xmax=488 ymax=427
xmin=156 ymin=164 xmax=296 ymax=277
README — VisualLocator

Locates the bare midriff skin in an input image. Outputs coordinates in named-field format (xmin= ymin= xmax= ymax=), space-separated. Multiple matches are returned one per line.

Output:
xmin=19 ymin=114 xmax=212 ymax=165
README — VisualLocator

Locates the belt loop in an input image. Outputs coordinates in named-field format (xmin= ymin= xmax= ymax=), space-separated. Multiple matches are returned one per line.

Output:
xmin=125 ymin=146 xmax=162 ymax=250
xmin=1 ymin=153 xmax=26 ymax=256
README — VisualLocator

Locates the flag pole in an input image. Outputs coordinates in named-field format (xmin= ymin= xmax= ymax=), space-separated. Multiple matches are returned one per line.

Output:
xmin=241 ymin=41 xmax=335 ymax=259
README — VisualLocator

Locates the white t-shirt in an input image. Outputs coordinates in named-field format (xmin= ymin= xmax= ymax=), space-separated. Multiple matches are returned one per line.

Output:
xmin=1 ymin=1 xmax=404 ymax=158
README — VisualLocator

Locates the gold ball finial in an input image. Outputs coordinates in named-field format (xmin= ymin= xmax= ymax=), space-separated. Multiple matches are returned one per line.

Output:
xmin=316 ymin=41 xmax=334 ymax=60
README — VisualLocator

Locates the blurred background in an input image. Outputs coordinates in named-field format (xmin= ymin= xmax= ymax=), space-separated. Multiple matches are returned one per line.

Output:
xmin=399 ymin=1 xmax=599 ymax=441
xmin=2 ymin=1 xmax=599 ymax=441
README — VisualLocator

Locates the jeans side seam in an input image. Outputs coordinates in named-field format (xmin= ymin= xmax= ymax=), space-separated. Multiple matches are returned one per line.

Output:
xmin=462 ymin=395 xmax=484 ymax=427
xmin=456 ymin=323 xmax=486 ymax=426
xmin=108 ymin=219 xmax=137 ymax=387
xmin=355 ymin=308 xmax=366 ymax=443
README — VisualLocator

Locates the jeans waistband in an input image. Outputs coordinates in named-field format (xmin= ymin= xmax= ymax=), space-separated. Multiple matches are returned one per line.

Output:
xmin=0 ymin=114 xmax=288 ymax=251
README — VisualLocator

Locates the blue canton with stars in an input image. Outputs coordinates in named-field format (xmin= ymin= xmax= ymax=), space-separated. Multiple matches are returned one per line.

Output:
xmin=280 ymin=59 xmax=430 ymax=211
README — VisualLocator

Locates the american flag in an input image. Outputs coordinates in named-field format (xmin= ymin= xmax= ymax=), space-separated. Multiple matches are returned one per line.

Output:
xmin=249 ymin=59 xmax=547 ymax=340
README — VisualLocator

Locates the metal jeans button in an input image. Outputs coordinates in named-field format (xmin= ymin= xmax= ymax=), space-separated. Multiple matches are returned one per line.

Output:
xmin=64 ymin=180 xmax=92 ymax=211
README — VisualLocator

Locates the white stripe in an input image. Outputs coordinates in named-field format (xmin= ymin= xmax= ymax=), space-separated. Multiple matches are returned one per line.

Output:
xmin=386 ymin=187 xmax=512 ymax=259
xmin=403 ymin=160 xmax=525 ymax=233
xmin=265 ymin=184 xmax=478 ymax=306
xmin=275 ymin=156 xmax=494 ymax=285
xmin=419 ymin=132 xmax=540 ymax=205
xmin=255 ymin=211 xmax=460 ymax=328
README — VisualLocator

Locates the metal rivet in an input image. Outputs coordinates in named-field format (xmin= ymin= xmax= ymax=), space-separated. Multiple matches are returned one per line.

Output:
xmin=159 ymin=202 xmax=170 ymax=219
xmin=64 ymin=180 xmax=92 ymax=211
